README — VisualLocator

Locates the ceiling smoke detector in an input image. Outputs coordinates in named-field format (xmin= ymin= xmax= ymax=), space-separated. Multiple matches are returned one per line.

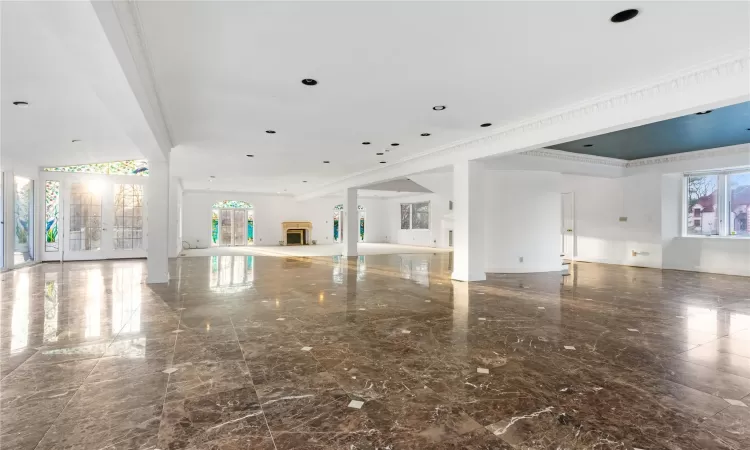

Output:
xmin=610 ymin=9 xmax=639 ymax=23
xmin=301 ymin=79 xmax=318 ymax=86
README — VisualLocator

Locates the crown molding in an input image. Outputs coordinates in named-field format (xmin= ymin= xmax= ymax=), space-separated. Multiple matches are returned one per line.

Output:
xmin=519 ymin=149 xmax=627 ymax=167
xmin=625 ymin=144 xmax=750 ymax=168
xmin=298 ymin=53 xmax=749 ymax=200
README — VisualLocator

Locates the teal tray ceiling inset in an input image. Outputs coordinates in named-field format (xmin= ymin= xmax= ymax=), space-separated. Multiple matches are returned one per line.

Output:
xmin=548 ymin=101 xmax=750 ymax=161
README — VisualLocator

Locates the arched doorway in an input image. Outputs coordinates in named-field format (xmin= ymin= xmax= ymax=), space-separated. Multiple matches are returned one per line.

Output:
xmin=333 ymin=204 xmax=365 ymax=243
xmin=211 ymin=201 xmax=254 ymax=246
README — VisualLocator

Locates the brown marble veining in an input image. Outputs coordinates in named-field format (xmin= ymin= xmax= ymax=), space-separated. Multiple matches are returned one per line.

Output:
xmin=1 ymin=255 xmax=749 ymax=449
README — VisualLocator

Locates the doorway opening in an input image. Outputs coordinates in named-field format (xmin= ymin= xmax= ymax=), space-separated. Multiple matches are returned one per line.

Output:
xmin=333 ymin=204 xmax=365 ymax=243
xmin=561 ymin=192 xmax=574 ymax=260
xmin=211 ymin=201 xmax=254 ymax=247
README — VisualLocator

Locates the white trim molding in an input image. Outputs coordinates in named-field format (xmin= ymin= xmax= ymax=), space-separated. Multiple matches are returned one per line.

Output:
xmin=519 ymin=149 xmax=628 ymax=168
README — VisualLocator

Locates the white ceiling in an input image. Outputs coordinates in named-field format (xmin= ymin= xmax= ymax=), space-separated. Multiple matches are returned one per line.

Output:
xmin=1 ymin=2 xmax=144 ymax=168
xmin=3 ymin=2 xmax=749 ymax=190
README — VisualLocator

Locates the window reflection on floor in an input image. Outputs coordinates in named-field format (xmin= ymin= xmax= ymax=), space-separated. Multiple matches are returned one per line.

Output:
xmin=400 ymin=256 xmax=430 ymax=287
xmin=209 ymin=256 xmax=254 ymax=292
xmin=85 ymin=269 xmax=103 ymax=338
xmin=112 ymin=265 xmax=142 ymax=334
xmin=11 ymin=272 xmax=30 ymax=354
xmin=44 ymin=272 xmax=59 ymax=343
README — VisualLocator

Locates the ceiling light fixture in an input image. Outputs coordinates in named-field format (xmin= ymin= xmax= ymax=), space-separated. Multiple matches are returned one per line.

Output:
xmin=433 ymin=106 xmax=446 ymax=111
xmin=695 ymin=110 xmax=713 ymax=115
xmin=583 ymin=144 xmax=593 ymax=147
xmin=303 ymin=180 xmax=308 ymax=183
xmin=380 ymin=161 xmax=387 ymax=164
xmin=266 ymin=130 xmax=276 ymax=134
xmin=421 ymin=133 xmax=431 ymax=137
xmin=480 ymin=123 xmax=492 ymax=127
xmin=12 ymin=101 xmax=29 ymax=108
xmin=376 ymin=152 xmax=384 ymax=155
xmin=391 ymin=143 xmax=399 ymax=146
xmin=610 ymin=9 xmax=639 ymax=23
xmin=323 ymin=161 xmax=330 ymax=164
xmin=71 ymin=139 xmax=81 ymax=143
xmin=301 ymin=79 xmax=318 ymax=86
xmin=362 ymin=142 xmax=371 ymax=145
xmin=246 ymin=154 xmax=254 ymax=157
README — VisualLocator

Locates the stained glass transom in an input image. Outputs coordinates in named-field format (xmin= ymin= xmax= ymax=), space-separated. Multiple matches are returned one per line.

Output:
xmin=43 ymin=160 xmax=149 ymax=176
xmin=333 ymin=204 xmax=364 ymax=210
xmin=212 ymin=200 xmax=253 ymax=209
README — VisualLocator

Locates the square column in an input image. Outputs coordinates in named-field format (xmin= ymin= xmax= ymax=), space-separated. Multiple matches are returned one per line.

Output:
xmin=451 ymin=160 xmax=486 ymax=281
xmin=342 ymin=188 xmax=358 ymax=257
xmin=147 ymin=159 xmax=170 ymax=283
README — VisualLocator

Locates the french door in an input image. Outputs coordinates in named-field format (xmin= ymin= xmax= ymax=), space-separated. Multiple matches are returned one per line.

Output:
xmin=42 ymin=178 xmax=147 ymax=261
xmin=218 ymin=209 xmax=247 ymax=246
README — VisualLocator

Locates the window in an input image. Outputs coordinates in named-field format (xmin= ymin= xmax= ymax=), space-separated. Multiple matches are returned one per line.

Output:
xmin=113 ymin=184 xmax=144 ymax=250
xmin=45 ymin=181 xmax=60 ymax=251
xmin=400 ymin=204 xmax=411 ymax=229
xmin=684 ymin=170 xmax=749 ymax=237
xmin=43 ymin=159 xmax=148 ymax=176
xmin=400 ymin=202 xmax=430 ymax=230
xmin=69 ymin=182 xmax=102 ymax=251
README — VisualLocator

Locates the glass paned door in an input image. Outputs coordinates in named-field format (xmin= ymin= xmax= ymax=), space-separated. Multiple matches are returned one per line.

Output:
xmin=68 ymin=182 xmax=102 ymax=252
xmin=220 ymin=210 xmax=233 ymax=246
xmin=233 ymin=210 xmax=246 ymax=245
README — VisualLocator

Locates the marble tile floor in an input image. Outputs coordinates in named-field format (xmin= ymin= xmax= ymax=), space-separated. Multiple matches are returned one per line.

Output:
xmin=1 ymin=254 xmax=749 ymax=449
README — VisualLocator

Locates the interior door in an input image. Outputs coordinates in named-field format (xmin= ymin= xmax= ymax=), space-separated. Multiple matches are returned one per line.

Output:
xmin=220 ymin=210 xmax=233 ymax=246
xmin=561 ymin=192 xmax=575 ymax=260
xmin=233 ymin=210 xmax=246 ymax=246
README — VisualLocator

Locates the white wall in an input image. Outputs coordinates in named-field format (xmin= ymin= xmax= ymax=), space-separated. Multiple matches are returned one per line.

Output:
xmin=562 ymin=173 xmax=663 ymax=268
xmin=485 ymin=171 xmax=562 ymax=272
xmin=181 ymin=191 xmax=387 ymax=248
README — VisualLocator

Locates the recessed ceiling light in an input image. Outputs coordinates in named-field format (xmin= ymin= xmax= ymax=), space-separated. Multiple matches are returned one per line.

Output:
xmin=421 ymin=133 xmax=431 ymax=137
xmin=301 ymin=79 xmax=318 ymax=86
xmin=266 ymin=130 xmax=276 ymax=134
xmin=376 ymin=152 xmax=384 ymax=155
xmin=303 ymin=180 xmax=308 ymax=183
xmin=433 ymin=106 xmax=446 ymax=111
xmin=362 ymin=142 xmax=371 ymax=145
xmin=323 ymin=161 xmax=330 ymax=164
xmin=391 ymin=143 xmax=399 ymax=146
xmin=12 ymin=101 xmax=29 ymax=108
xmin=610 ymin=9 xmax=639 ymax=23
xmin=583 ymin=144 xmax=593 ymax=147
xmin=71 ymin=139 xmax=81 ymax=143
xmin=246 ymin=154 xmax=254 ymax=157
xmin=480 ymin=123 xmax=492 ymax=127
xmin=209 ymin=175 xmax=216 ymax=178
xmin=695 ymin=110 xmax=713 ymax=115
xmin=380 ymin=161 xmax=387 ymax=164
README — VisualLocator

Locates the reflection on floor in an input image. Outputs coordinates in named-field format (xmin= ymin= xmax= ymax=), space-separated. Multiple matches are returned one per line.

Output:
xmin=1 ymin=255 xmax=749 ymax=449
xmin=181 ymin=242 xmax=453 ymax=258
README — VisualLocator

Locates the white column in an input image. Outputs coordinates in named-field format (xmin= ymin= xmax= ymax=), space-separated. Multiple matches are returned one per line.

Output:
xmin=147 ymin=159 xmax=170 ymax=283
xmin=167 ymin=176 xmax=182 ymax=258
xmin=451 ymin=160 xmax=486 ymax=281
xmin=342 ymin=188 xmax=358 ymax=257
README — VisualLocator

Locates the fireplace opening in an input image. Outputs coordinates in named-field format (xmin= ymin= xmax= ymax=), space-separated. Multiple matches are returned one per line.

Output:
xmin=286 ymin=229 xmax=306 ymax=245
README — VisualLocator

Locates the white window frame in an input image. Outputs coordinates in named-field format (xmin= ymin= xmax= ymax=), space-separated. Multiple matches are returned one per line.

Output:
xmin=682 ymin=169 xmax=749 ymax=238
xmin=400 ymin=201 xmax=430 ymax=230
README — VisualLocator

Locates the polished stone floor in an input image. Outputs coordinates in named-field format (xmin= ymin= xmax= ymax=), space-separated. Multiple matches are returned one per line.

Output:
xmin=1 ymin=254 xmax=749 ymax=449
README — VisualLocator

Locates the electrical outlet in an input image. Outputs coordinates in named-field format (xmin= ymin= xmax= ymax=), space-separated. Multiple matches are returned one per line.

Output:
xmin=519 ymin=256 xmax=524 ymax=263
xmin=619 ymin=217 xmax=628 ymax=222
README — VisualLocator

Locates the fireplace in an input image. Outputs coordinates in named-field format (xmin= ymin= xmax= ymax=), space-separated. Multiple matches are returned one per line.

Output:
xmin=286 ymin=229 xmax=305 ymax=245
xmin=281 ymin=221 xmax=312 ymax=245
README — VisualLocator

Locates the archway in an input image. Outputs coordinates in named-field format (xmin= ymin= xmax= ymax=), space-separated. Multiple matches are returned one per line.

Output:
xmin=333 ymin=204 xmax=365 ymax=243
xmin=211 ymin=200 xmax=254 ymax=246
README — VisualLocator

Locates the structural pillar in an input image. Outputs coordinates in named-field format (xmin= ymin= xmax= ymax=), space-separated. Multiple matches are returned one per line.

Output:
xmin=451 ymin=160 xmax=486 ymax=281
xmin=147 ymin=159 xmax=170 ymax=283
xmin=342 ymin=187 xmax=358 ymax=257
